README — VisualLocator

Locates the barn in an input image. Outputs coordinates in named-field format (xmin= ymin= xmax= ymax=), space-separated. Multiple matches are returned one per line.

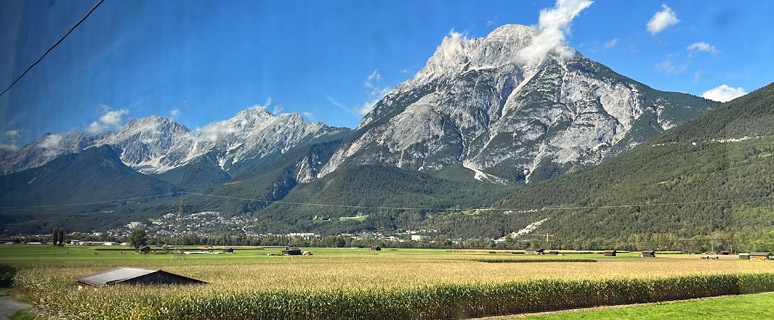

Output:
xmin=604 ymin=250 xmax=617 ymax=256
xmin=749 ymin=252 xmax=773 ymax=261
xmin=370 ymin=246 xmax=382 ymax=251
xmin=137 ymin=246 xmax=151 ymax=254
xmin=525 ymin=248 xmax=544 ymax=255
xmin=76 ymin=267 xmax=206 ymax=288
xmin=282 ymin=247 xmax=302 ymax=255
xmin=641 ymin=250 xmax=656 ymax=257
xmin=223 ymin=247 xmax=234 ymax=253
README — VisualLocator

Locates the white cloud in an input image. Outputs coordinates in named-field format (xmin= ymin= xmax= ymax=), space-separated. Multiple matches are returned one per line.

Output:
xmin=654 ymin=54 xmax=687 ymax=74
xmin=655 ymin=60 xmax=677 ymax=73
xmin=604 ymin=38 xmax=619 ymax=48
xmin=39 ymin=134 xmax=62 ymax=149
xmin=356 ymin=98 xmax=381 ymax=116
xmin=323 ymin=95 xmax=356 ymax=115
xmin=702 ymin=84 xmax=746 ymax=102
xmin=448 ymin=28 xmax=468 ymax=41
xmin=516 ymin=0 xmax=593 ymax=67
xmin=169 ymin=109 xmax=181 ymax=117
xmin=39 ymin=134 xmax=63 ymax=157
xmin=301 ymin=112 xmax=316 ymax=123
xmin=686 ymin=42 xmax=719 ymax=55
xmin=1 ymin=130 xmax=21 ymax=151
xmin=249 ymin=97 xmax=272 ymax=111
xmin=87 ymin=105 xmax=129 ymax=133
xmin=271 ymin=105 xmax=284 ymax=115
xmin=365 ymin=69 xmax=381 ymax=88
xmin=5 ymin=130 xmax=20 ymax=143
xmin=86 ymin=122 xmax=103 ymax=134
xmin=355 ymin=70 xmax=393 ymax=116
xmin=400 ymin=69 xmax=411 ymax=74
xmin=647 ymin=4 xmax=679 ymax=35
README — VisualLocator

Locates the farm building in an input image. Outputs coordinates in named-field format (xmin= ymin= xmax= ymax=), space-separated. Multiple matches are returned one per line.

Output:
xmin=548 ymin=251 xmax=559 ymax=255
xmin=604 ymin=250 xmax=617 ymax=256
xmin=282 ymin=247 xmax=302 ymax=255
xmin=223 ymin=247 xmax=234 ymax=253
xmin=641 ymin=250 xmax=656 ymax=257
xmin=137 ymin=246 xmax=151 ymax=254
xmin=739 ymin=253 xmax=750 ymax=260
xmin=749 ymin=252 xmax=773 ymax=261
xmin=76 ymin=267 xmax=206 ymax=288
xmin=525 ymin=248 xmax=544 ymax=255
xmin=718 ymin=251 xmax=730 ymax=255
xmin=370 ymin=246 xmax=382 ymax=251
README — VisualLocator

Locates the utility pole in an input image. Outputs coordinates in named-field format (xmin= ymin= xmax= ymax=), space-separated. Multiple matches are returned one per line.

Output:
xmin=534 ymin=233 xmax=554 ymax=249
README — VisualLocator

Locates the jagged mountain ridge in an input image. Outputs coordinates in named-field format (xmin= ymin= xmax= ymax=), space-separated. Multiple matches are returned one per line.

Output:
xmin=321 ymin=24 xmax=718 ymax=184
xmin=0 ymin=145 xmax=180 ymax=207
xmin=1 ymin=108 xmax=350 ymax=176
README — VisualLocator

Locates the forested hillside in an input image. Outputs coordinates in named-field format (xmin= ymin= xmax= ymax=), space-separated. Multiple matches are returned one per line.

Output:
xmin=426 ymin=83 xmax=774 ymax=251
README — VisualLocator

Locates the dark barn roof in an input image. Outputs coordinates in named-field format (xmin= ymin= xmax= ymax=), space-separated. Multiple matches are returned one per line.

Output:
xmin=282 ymin=247 xmax=302 ymax=255
xmin=76 ymin=267 xmax=206 ymax=288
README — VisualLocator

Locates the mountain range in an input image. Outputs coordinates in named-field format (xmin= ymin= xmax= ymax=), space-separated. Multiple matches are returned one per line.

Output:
xmin=1 ymin=24 xmax=736 ymax=239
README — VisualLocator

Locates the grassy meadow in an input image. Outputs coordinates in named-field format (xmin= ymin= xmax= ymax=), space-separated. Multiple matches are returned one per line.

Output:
xmin=516 ymin=292 xmax=774 ymax=320
xmin=2 ymin=245 xmax=774 ymax=319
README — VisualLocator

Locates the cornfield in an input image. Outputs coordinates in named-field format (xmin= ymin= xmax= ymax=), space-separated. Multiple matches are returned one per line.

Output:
xmin=13 ymin=272 xmax=774 ymax=319
xmin=5 ymin=248 xmax=774 ymax=319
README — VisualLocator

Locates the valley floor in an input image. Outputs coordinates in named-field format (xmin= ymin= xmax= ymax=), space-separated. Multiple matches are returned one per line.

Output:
xmin=1 ymin=246 xmax=773 ymax=319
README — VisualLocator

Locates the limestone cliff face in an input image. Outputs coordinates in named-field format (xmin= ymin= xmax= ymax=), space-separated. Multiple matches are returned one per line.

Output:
xmin=320 ymin=25 xmax=716 ymax=184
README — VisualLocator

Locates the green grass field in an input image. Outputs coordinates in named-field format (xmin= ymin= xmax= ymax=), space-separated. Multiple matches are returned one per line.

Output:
xmin=519 ymin=292 xmax=774 ymax=319
xmin=1 ymin=245 xmax=773 ymax=319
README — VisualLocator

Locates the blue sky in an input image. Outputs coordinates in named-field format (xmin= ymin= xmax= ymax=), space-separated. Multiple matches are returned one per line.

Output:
xmin=1 ymin=0 xmax=772 ymax=147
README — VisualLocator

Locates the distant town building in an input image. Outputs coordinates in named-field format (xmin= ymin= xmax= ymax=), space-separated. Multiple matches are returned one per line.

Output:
xmin=641 ymin=250 xmax=656 ymax=257
xmin=287 ymin=233 xmax=317 ymax=238
xmin=411 ymin=235 xmax=428 ymax=241
xmin=126 ymin=221 xmax=144 ymax=229
xmin=604 ymin=250 xmax=617 ymax=256
xmin=370 ymin=246 xmax=382 ymax=251
xmin=525 ymin=248 xmax=544 ymax=255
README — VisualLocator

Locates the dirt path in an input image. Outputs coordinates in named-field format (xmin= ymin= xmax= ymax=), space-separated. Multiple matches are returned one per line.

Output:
xmin=0 ymin=292 xmax=30 ymax=320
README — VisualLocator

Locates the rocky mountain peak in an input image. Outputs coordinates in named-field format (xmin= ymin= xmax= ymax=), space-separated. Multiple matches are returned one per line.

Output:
xmin=485 ymin=24 xmax=537 ymax=44
xmin=2 ymin=107 xmax=346 ymax=175
xmin=322 ymin=26 xmax=718 ymax=184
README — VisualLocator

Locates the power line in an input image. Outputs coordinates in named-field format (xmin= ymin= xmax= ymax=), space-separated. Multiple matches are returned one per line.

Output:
xmin=0 ymin=0 xmax=104 ymax=98
xmin=0 ymin=192 xmax=183 ymax=209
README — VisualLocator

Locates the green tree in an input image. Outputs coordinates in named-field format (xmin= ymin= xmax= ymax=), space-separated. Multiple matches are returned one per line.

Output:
xmin=51 ymin=227 xmax=59 ymax=246
xmin=129 ymin=228 xmax=148 ymax=249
